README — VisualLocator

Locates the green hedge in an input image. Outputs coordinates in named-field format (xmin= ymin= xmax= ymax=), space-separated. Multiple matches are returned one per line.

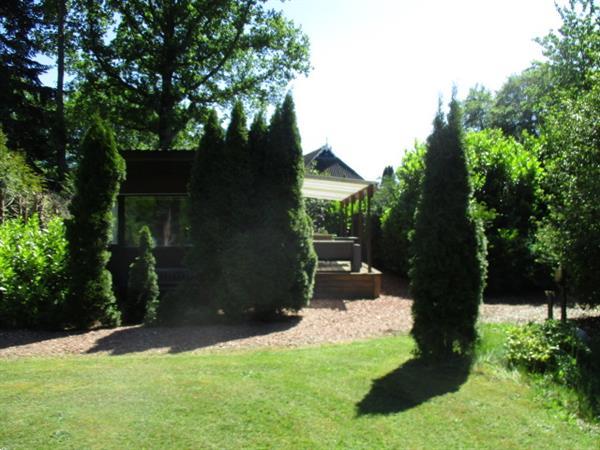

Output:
xmin=0 ymin=215 xmax=68 ymax=329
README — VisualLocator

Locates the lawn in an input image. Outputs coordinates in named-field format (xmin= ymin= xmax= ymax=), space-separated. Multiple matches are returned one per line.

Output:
xmin=1 ymin=325 xmax=597 ymax=449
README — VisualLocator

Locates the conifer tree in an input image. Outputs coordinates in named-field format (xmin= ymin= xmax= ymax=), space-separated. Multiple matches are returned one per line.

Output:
xmin=187 ymin=109 xmax=225 ymax=304
xmin=65 ymin=117 xmax=125 ymax=328
xmin=222 ymin=101 xmax=251 ymax=233
xmin=219 ymin=96 xmax=316 ymax=318
xmin=262 ymin=94 xmax=317 ymax=313
xmin=409 ymin=97 xmax=487 ymax=360
xmin=126 ymin=226 xmax=160 ymax=324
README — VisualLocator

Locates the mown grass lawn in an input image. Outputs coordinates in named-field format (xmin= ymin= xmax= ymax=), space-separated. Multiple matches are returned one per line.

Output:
xmin=0 ymin=325 xmax=597 ymax=449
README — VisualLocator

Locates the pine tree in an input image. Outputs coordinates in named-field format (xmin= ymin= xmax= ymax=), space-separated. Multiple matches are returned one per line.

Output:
xmin=409 ymin=96 xmax=487 ymax=360
xmin=0 ymin=1 xmax=54 ymax=171
xmin=126 ymin=226 xmax=160 ymax=324
xmin=65 ymin=117 xmax=125 ymax=329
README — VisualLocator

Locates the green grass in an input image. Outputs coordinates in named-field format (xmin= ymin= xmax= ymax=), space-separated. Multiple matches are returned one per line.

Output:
xmin=1 ymin=326 xmax=598 ymax=449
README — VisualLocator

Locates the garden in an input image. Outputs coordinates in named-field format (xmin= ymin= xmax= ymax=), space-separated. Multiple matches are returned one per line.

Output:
xmin=1 ymin=0 xmax=599 ymax=447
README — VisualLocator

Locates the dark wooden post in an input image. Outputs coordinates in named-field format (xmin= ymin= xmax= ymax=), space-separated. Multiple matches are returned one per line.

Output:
xmin=358 ymin=192 xmax=363 ymax=248
xmin=349 ymin=197 xmax=355 ymax=237
xmin=117 ymin=195 xmax=126 ymax=245
xmin=554 ymin=266 xmax=567 ymax=323
xmin=339 ymin=200 xmax=346 ymax=236
xmin=545 ymin=290 xmax=555 ymax=320
xmin=366 ymin=185 xmax=373 ymax=273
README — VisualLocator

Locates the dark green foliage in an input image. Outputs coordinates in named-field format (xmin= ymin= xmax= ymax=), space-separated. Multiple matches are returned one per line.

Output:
xmin=410 ymin=98 xmax=487 ymax=360
xmin=381 ymin=165 xmax=394 ymax=179
xmin=505 ymin=321 xmax=590 ymax=382
xmin=505 ymin=320 xmax=599 ymax=421
xmin=259 ymin=95 xmax=317 ymax=313
xmin=462 ymin=84 xmax=493 ymax=131
xmin=0 ymin=215 xmax=68 ymax=329
xmin=466 ymin=130 xmax=545 ymax=292
xmin=125 ymin=226 xmax=159 ymax=325
xmin=167 ymin=109 xmax=225 ymax=321
xmin=175 ymin=97 xmax=316 ymax=321
xmin=536 ymin=0 xmax=599 ymax=93
xmin=380 ymin=143 xmax=425 ymax=276
xmin=537 ymin=81 xmax=600 ymax=307
xmin=0 ymin=1 xmax=54 ymax=171
xmin=65 ymin=117 xmax=125 ymax=329
xmin=533 ymin=1 xmax=600 ymax=307
xmin=75 ymin=0 xmax=310 ymax=150
xmin=217 ymin=96 xmax=317 ymax=317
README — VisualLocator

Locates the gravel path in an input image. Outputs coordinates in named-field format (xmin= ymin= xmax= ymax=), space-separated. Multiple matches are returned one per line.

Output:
xmin=1 ymin=275 xmax=598 ymax=358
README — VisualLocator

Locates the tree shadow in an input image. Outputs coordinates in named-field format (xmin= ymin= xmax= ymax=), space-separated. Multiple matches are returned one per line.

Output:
xmin=85 ymin=316 xmax=302 ymax=356
xmin=308 ymin=299 xmax=347 ymax=311
xmin=380 ymin=273 xmax=411 ymax=298
xmin=0 ymin=329 xmax=88 ymax=350
xmin=356 ymin=356 xmax=472 ymax=416
xmin=483 ymin=290 xmax=546 ymax=306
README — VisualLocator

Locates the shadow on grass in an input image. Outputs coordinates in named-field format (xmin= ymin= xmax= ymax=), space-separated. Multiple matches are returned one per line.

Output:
xmin=85 ymin=316 xmax=302 ymax=356
xmin=356 ymin=356 xmax=471 ymax=416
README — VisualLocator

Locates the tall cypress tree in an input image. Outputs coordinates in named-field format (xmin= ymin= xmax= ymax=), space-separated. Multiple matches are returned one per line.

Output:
xmin=222 ymin=101 xmax=251 ymax=233
xmin=263 ymin=94 xmax=317 ymax=312
xmin=409 ymin=96 xmax=487 ymax=360
xmin=186 ymin=110 xmax=225 ymax=307
xmin=218 ymin=96 xmax=316 ymax=318
xmin=65 ymin=117 xmax=125 ymax=328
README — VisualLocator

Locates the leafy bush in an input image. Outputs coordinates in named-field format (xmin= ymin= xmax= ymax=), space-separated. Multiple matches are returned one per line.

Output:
xmin=125 ymin=226 xmax=160 ymax=325
xmin=380 ymin=142 xmax=425 ymax=276
xmin=0 ymin=215 xmax=68 ymax=329
xmin=505 ymin=321 xmax=591 ymax=385
xmin=466 ymin=130 xmax=546 ymax=292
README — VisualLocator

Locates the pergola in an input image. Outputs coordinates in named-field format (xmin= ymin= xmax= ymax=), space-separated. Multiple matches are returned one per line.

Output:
xmin=302 ymin=174 xmax=377 ymax=272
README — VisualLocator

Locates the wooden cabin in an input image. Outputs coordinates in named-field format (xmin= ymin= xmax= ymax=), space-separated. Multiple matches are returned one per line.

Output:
xmin=109 ymin=149 xmax=381 ymax=301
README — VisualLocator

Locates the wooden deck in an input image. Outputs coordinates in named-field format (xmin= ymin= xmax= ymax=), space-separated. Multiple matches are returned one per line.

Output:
xmin=314 ymin=261 xmax=381 ymax=299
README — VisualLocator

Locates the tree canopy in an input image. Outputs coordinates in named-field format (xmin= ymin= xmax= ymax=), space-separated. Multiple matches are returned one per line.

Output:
xmin=74 ymin=0 xmax=310 ymax=150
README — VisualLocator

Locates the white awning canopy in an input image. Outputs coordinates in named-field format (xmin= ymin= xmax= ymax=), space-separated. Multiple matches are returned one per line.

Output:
xmin=302 ymin=174 xmax=375 ymax=202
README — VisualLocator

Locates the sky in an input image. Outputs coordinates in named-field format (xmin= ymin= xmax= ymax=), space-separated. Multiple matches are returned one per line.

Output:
xmin=273 ymin=0 xmax=563 ymax=180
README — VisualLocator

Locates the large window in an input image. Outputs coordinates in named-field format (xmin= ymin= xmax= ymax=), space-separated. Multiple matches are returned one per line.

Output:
xmin=124 ymin=196 xmax=190 ymax=246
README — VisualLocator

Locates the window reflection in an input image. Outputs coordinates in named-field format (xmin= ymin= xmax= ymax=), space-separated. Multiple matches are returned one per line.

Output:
xmin=124 ymin=196 xmax=190 ymax=246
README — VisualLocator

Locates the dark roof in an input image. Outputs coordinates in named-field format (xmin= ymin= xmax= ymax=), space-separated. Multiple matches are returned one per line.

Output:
xmin=119 ymin=146 xmax=364 ymax=195
xmin=303 ymin=145 xmax=363 ymax=180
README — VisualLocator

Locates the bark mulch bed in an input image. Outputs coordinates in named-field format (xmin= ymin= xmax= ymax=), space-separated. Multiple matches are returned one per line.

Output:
xmin=1 ymin=275 xmax=598 ymax=358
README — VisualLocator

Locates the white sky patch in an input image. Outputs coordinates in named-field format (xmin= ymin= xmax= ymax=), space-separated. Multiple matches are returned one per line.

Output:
xmin=276 ymin=0 xmax=563 ymax=180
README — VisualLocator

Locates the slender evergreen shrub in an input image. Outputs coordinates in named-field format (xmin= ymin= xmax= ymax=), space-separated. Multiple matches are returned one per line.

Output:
xmin=0 ymin=215 xmax=68 ymax=329
xmin=409 ymin=98 xmax=487 ymax=360
xmin=254 ymin=94 xmax=317 ymax=314
xmin=125 ymin=226 xmax=160 ymax=324
xmin=176 ymin=98 xmax=315 ymax=321
xmin=65 ymin=117 xmax=125 ymax=329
